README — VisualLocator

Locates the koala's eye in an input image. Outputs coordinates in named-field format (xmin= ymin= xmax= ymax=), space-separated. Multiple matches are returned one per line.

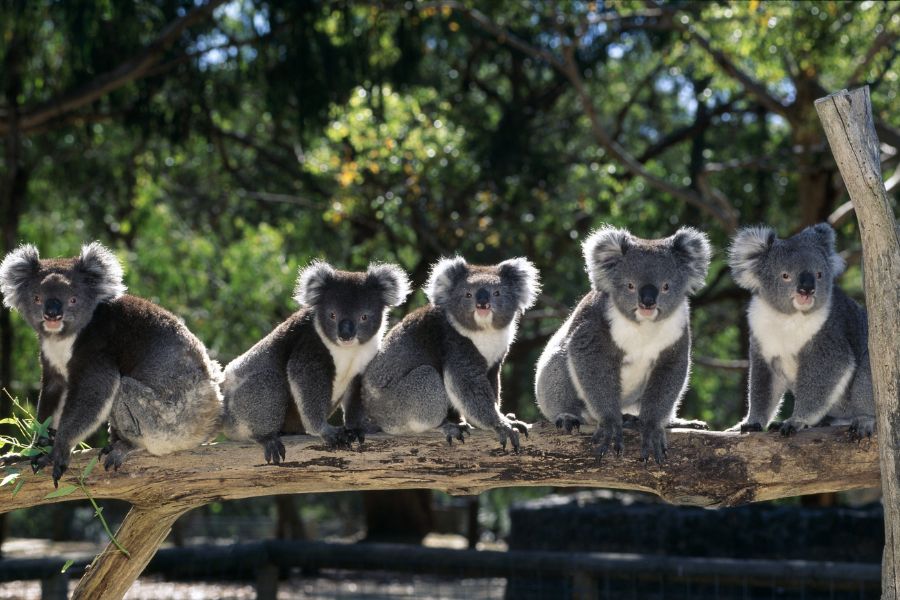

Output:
xmin=626 ymin=282 xmax=635 ymax=291
xmin=465 ymin=292 xmax=472 ymax=298
xmin=33 ymin=295 xmax=41 ymax=304
xmin=493 ymin=290 xmax=500 ymax=297
xmin=329 ymin=312 xmax=336 ymax=320
xmin=360 ymin=314 xmax=368 ymax=321
xmin=68 ymin=297 xmax=77 ymax=305
xmin=662 ymin=283 xmax=670 ymax=292
xmin=781 ymin=273 xmax=791 ymax=281
xmin=816 ymin=271 xmax=822 ymax=279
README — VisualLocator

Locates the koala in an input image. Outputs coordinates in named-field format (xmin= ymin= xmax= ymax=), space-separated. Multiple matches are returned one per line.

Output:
xmin=535 ymin=226 xmax=711 ymax=464
xmin=727 ymin=223 xmax=874 ymax=439
xmin=0 ymin=242 xmax=223 ymax=486
xmin=222 ymin=260 xmax=411 ymax=463
xmin=362 ymin=256 xmax=540 ymax=452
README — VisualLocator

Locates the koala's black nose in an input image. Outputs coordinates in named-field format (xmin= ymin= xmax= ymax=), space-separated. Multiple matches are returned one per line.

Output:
xmin=797 ymin=271 xmax=816 ymax=295
xmin=638 ymin=285 xmax=658 ymax=309
xmin=475 ymin=288 xmax=491 ymax=309
xmin=338 ymin=318 xmax=356 ymax=341
xmin=43 ymin=298 xmax=63 ymax=320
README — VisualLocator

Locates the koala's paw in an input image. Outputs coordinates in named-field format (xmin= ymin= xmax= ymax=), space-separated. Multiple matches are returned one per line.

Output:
xmin=100 ymin=441 xmax=134 ymax=472
xmin=640 ymin=425 xmax=668 ymax=465
xmin=591 ymin=419 xmax=623 ymax=460
xmin=504 ymin=413 xmax=532 ymax=438
xmin=30 ymin=453 xmax=52 ymax=475
xmin=344 ymin=428 xmax=366 ymax=447
xmin=726 ymin=421 xmax=762 ymax=433
xmin=494 ymin=422 xmax=522 ymax=454
xmin=258 ymin=434 xmax=286 ymax=465
xmin=779 ymin=418 xmax=808 ymax=437
xmin=35 ymin=427 xmax=57 ymax=448
xmin=32 ymin=447 xmax=69 ymax=488
xmin=320 ymin=426 xmax=354 ymax=451
xmin=848 ymin=417 xmax=876 ymax=443
xmin=554 ymin=413 xmax=582 ymax=434
xmin=441 ymin=421 xmax=473 ymax=446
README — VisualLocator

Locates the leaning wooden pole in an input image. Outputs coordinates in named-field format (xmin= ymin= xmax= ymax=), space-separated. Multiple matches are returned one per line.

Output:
xmin=816 ymin=86 xmax=900 ymax=600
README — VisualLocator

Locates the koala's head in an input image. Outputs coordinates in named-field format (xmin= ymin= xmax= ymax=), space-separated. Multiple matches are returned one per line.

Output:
xmin=728 ymin=223 xmax=844 ymax=314
xmin=294 ymin=260 xmax=411 ymax=346
xmin=584 ymin=225 xmax=711 ymax=323
xmin=0 ymin=242 xmax=126 ymax=338
xmin=425 ymin=256 xmax=540 ymax=331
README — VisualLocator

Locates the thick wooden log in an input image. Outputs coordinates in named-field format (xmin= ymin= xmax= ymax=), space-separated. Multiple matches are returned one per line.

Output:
xmin=816 ymin=86 xmax=900 ymax=600
xmin=1 ymin=424 xmax=879 ymax=513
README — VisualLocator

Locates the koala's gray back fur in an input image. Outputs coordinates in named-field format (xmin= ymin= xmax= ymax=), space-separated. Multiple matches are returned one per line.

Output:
xmin=0 ymin=242 xmax=223 ymax=481
xmin=728 ymin=223 xmax=873 ymax=434
xmin=362 ymin=256 xmax=540 ymax=450
xmin=534 ymin=226 xmax=710 ymax=462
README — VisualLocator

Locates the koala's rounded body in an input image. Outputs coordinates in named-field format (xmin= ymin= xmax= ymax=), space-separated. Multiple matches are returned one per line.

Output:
xmin=362 ymin=256 xmax=540 ymax=452
xmin=0 ymin=243 xmax=223 ymax=486
xmin=535 ymin=226 xmax=711 ymax=463
xmin=221 ymin=261 xmax=411 ymax=463
xmin=728 ymin=223 xmax=874 ymax=438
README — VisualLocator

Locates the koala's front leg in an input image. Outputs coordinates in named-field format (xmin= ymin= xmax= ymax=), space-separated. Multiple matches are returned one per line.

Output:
xmin=444 ymin=354 xmax=524 ymax=453
xmin=487 ymin=363 xmax=530 ymax=437
xmin=35 ymin=366 xmax=66 ymax=446
xmin=340 ymin=376 xmax=366 ymax=445
xmin=730 ymin=343 xmax=786 ymax=433
xmin=286 ymin=357 xmax=351 ymax=449
xmin=780 ymin=350 xmax=855 ymax=437
xmin=567 ymin=329 xmax=623 ymax=459
xmin=32 ymin=362 xmax=119 ymax=487
xmin=637 ymin=335 xmax=690 ymax=465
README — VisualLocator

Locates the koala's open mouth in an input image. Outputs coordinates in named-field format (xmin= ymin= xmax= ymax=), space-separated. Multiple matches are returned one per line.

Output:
xmin=42 ymin=319 xmax=64 ymax=333
xmin=473 ymin=308 xmax=493 ymax=327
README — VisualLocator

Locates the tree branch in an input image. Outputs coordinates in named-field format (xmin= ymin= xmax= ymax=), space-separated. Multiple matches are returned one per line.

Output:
xmin=1 ymin=424 xmax=880 ymax=514
xmin=0 ymin=0 xmax=226 ymax=136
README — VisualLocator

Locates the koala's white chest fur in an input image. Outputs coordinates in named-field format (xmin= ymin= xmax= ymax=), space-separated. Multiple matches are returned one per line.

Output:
xmin=317 ymin=322 xmax=385 ymax=404
xmin=747 ymin=297 xmax=829 ymax=383
xmin=449 ymin=316 xmax=516 ymax=367
xmin=42 ymin=335 xmax=76 ymax=380
xmin=606 ymin=301 xmax=688 ymax=408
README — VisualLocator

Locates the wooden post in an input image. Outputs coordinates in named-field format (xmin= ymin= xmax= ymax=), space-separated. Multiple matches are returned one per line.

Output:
xmin=71 ymin=503 xmax=192 ymax=600
xmin=815 ymin=86 xmax=900 ymax=600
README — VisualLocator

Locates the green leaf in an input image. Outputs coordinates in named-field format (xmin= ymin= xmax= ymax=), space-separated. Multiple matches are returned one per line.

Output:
xmin=0 ymin=472 xmax=19 ymax=487
xmin=61 ymin=559 xmax=74 ymax=574
xmin=12 ymin=479 xmax=24 ymax=497
xmin=81 ymin=457 xmax=98 ymax=482
xmin=22 ymin=447 xmax=43 ymax=457
xmin=44 ymin=485 xmax=78 ymax=499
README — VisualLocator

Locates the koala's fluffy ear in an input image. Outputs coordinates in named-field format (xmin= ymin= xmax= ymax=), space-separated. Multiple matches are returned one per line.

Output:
xmin=294 ymin=260 xmax=336 ymax=307
xmin=76 ymin=242 xmax=126 ymax=302
xmin=0 ymin=244 xmax=41 ymax=310
xmin=583 ymin=225 xmax=631 ymax=292
xmin=425 ymin=256 xmax=468 ymax=306
xmin=807 ymin=222 xmax=846 ymax=276
xmin=498 ymin=257 xmax=541 ymax=311
xmin=366 ymin=263 xmax=412 ymax=307
xmin=728 ymin=226 xmax=776 ymax=291
xmin=670 ymin=227 xmax=712 ymax=294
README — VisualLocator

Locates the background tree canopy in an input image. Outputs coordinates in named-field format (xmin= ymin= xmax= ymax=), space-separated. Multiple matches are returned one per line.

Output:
xmin=1 ymin=0 xmax=898 ymax=430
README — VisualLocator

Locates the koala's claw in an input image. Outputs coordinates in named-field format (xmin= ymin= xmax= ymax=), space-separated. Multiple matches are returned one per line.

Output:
xmin=100 ymin=441 xmax=134 ymax=472
xmin=345 ymin=428 xmax=366 ymax=447
xmin=640 ymin=426 xmax=668 ymax=466
xmin=591 ymin=420 xmax=623 ymax=460
xmin=848 ymin=417 xmax=875 ymax=443
xmin=321 ymin=426 xmax=354 ymax=451
xmin=555 ymin=414 xmax=581 ymax=434
xmin=494 ymin=423 xmax=521 ymax=454
xmin=779 ymin=418 xmax=808 ymax=437
xmin=441 ymin=421 xmax=473 ymax=446
xmin=505 ymin=413 xmax=532 ymax=439
xmin=31 ymin=453 xmax=52 ymax=475
xmin=621 ymin=414 xmax=640 ymax=429
xmin=259 ymin=435 xmax=287 ymax=465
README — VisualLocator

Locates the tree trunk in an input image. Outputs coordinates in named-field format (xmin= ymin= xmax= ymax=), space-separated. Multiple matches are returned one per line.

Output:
xmin=815 ymin=85 xmax=900 ymax=600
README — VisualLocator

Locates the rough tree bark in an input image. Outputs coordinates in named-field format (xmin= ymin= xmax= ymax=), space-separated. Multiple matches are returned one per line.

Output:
xmin=816 ymin=86 xmax=900 ymax=600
